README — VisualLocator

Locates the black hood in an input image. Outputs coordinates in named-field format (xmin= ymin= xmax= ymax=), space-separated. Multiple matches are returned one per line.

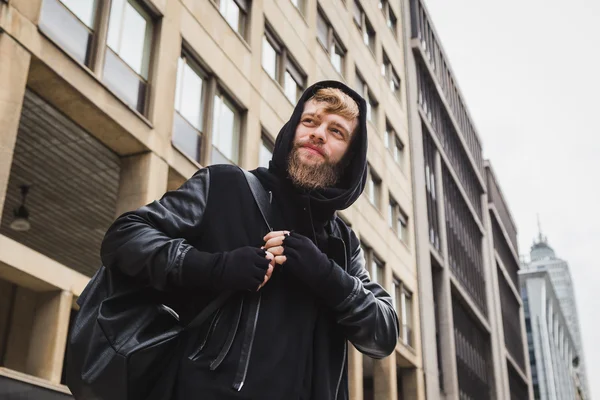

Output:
xmin=267 ymin=80 xmax=368 ymax=216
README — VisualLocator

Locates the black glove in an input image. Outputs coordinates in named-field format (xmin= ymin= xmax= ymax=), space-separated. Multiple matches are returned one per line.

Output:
xmin=211 ymin=246 xmax=270 ymax=291
xmin=283 ymin=233 xmax=354 ymax=306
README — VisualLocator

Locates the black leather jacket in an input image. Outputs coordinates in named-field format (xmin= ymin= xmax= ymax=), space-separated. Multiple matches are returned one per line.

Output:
xmin=101 ymin=165 xmax=399 ymax=399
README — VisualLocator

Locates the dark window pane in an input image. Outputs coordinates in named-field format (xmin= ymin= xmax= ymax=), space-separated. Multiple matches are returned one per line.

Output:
xmin=173 ymin=112 xmax=202 ymax=162
xmin=39 ymin=0 xmax=93 ymax=66
xmin=317 ymin=11 xmax=329 ymax=47
xmin=103 ymin=48 xmax=147 ymax=114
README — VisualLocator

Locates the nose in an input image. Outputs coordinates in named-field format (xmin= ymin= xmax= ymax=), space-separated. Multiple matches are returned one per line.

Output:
xmin=310 ymin=123 xmax=327 ymax=143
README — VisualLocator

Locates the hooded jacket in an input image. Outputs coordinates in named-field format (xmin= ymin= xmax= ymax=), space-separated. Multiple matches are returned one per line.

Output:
xmin=100 ymin=81 xmax=399 ymax=399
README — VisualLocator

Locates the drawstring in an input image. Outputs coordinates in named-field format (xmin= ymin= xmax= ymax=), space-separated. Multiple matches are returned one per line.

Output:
xmin=209 ymin=296 xmax=244 ymax=370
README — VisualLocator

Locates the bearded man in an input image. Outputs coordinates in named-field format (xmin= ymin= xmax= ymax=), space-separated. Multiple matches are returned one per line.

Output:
xmin=100 ymin=80 xmax=399 ymax=399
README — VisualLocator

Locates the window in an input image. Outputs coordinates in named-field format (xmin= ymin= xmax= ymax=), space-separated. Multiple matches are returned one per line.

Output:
xmin=212 ymin=90 xmax=242 ymax=165
xmin=39 ymin=0 xmax=98 ymax=66
xmin=262 ymin=24 xmax=306 ymax=104
xmin=366 ymin=165 xmax=381 ymax=209
xmin=378 ymin=0 xmax=397 ymax=36
xmin=355 ymin=72 xmax=378 ymax=124
xmin=401 ymin=287 xmax=413 ymax=347
xmin=381 ymin=51 xmax=402 ymax=100
xmin=353 ymin=0 xmax=376 ymax=55
xmin=104 ymin=0 xmax=154 ymax=114
xmin=362 ymin=243 xmax=384 ymax=284
xmin=290 ymin=0 xmax=305 ymax=15
xmin=317 ymin=7 xmax=346 ymax=76
xmin=172 ymin=53 xmax=206 ymax=162
xmin=259 ymin=134 xmax=274 ymax=168
xmin=392 ymin=278 xmax=413 ymax=347
xmin=385 ymin=122 xmax=404 ymax=168
xmin=388 ymin=195 xmax=408 ymax=243
xmin=216 ymin=0 xmax=249 ymax=38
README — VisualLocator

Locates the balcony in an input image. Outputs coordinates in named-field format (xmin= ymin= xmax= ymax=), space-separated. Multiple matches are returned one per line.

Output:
xmin=486 ymin=162 xmax=519 ymax=252
xmin=409 ymin=0 xmax=484 ymax=179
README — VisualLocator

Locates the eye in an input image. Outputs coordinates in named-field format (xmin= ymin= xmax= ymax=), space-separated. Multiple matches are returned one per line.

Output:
xmin=302 ymin=117 xmax=314 ymax=124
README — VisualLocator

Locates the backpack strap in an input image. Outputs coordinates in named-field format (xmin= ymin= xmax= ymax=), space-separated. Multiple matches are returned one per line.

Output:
xmin=240 ymin=168 xmax=273 ymax=232
xmin=185 ymin=168 xmax=273 ymax=330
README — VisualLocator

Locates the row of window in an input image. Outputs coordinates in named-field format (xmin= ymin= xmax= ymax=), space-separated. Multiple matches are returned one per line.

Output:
xmin=362 ymin=244 xmax=414 ymax=348
xmin=366 ymin=165 xmax=409 ymax=244
xmin=41 ymin=0 xmax=407 ymax=170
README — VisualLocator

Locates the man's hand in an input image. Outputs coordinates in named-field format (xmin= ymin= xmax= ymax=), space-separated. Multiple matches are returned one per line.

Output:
xmin=258 ymin=251 xmax=275 ymax=290
xmin=281 ymin=232 xmax=333 ymax=288
xmin=262 ymin=230 xmax=290 ymax=266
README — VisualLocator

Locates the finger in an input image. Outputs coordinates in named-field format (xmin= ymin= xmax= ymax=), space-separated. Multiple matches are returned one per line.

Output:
xmin=258 ymin=265 xmax=275 ymax=290
xmin=264 ymin=236 xmax=286 ymax=249
xmin=263 ymin=230 xmax=290 ymax=242
xmin=265 ymin=245 xmax=284 ymax=256
xmin=264 ymin=250 xmax=275 ymax=261
xmin=274 ymin=255 xmax=287 ymax=265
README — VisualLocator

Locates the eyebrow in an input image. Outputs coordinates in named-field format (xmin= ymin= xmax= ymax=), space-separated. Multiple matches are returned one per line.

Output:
xmin=302 ymin=112 xmax=351 ymax=138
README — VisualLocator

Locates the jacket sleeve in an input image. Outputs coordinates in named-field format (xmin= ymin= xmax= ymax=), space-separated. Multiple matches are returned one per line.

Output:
xmin=328 ymin=236 xmax=400 ymax=359
xmin=100 ymin=168 xmax=222 ymax=291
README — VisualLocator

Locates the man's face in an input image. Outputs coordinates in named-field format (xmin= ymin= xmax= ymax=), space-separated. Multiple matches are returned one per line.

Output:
xmin=287 ymin=99 xmax=358 ymax=189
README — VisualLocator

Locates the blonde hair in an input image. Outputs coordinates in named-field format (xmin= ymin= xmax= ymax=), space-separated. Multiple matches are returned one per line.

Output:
xmin=308 ymin=88 xmax=359 ymax=121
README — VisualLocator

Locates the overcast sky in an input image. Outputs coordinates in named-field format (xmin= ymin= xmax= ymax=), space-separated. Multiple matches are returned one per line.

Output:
xmin=423 ymin=0 xmax=599 ymax=396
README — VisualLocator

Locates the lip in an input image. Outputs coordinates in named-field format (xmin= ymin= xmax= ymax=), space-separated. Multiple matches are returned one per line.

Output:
xmin=301 ymin=144 xmax=325 ymax=157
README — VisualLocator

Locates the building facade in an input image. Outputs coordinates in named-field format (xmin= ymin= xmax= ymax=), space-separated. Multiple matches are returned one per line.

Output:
xmin=520 ymin=269 xmax=582 ymax=400
xmin=0 ymin=0 xmax=423 ymax=398
xmin=523 ymin=235 xmax=589 ymax=399
xmin=402 ymin=0 xmax=531 ymax=398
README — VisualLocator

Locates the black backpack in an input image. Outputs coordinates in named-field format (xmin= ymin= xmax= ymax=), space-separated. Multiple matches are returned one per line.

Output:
xmin=65 ymin=169 xmax=272 ymax=400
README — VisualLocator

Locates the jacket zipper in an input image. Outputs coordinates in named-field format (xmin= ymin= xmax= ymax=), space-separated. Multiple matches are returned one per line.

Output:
xmin=232 ymin=293 xmax=262 ymax=391
xmin=334 ymin=235 xmax=348 ymax=399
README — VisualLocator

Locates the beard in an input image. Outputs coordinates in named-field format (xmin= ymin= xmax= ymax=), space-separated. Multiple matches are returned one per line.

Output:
xmin=287 ymin=143 xmax=343 ymax=190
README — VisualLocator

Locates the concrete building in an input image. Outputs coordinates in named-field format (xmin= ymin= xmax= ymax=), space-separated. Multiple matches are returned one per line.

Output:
xmin=0 ymin=0 xmax=423 ymax=398
xmin=520 ymin=268 xmax=581 ymax=400
xmin=402 ymin=0 xmax=531 ymax=398
xmin=523 ymin=234 xmax=590 ymax=399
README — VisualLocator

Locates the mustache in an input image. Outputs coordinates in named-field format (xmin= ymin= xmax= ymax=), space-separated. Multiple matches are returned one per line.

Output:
xmin=293 ymin=141 xmax=328 ymax=159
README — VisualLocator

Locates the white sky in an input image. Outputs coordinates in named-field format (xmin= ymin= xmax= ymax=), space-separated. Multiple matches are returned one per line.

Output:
xmin=423 ymin=0 xmax=600 ymax=396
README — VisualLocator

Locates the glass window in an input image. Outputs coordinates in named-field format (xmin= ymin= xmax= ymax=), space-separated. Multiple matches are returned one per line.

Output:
xmin=172 ymin=55 xmax=205 ymax=163
xmin=220 ymin=0 xmax=241 ymax=33
xmin=317 ymin=9 xmax=345 ymax=76
xmin=60 ymin=0 xmax=97 ymax=27
xmin=367 ymin=167 xmax=380 ymax=208
xmin=401 ymin=288 xmax=413 ymax=346
xmin=212 ymin=92 xmax=240 ymax=164
xmin=259 ymin=135 xmax=274 ymax=168
xmin=174 ymin=56 xmax=204 ymax=130
xmin=262 ymin=36 xmax=278 ymax=80
xmin=39 ymin=0 xmax=96 ymax=66
xmin=103 ymin=49 xmax=148 ymax=113
xmin=284 ymin=71 xmax=299 ymax=103
xmin=397 ymin=212 xmax=408 ymax=242
xmin=317 ymin=11 xmax=329 ymax=47
xmin=290 ymin=0 xmax=304 ymax=14
xmin=107 ymin=0 xmax=153 ymax=78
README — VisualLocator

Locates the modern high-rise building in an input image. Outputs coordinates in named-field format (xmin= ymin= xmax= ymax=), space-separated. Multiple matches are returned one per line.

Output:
xmin=523 ymin=234 xmax=589 ymax=399
xmin=520 ymin=268 xmax=584 ymax=400
xmin=0 ymin=0 xmax=424 ymax=398
xmin=402 ymin=0 xmax=531 ymax=398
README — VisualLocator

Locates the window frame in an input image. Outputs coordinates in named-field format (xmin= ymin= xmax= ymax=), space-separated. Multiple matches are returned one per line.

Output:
xmin=385 ymin=121 xmax=405 ymax=168
xmin=378 ymin=0 xmax=397 ymax=37
xmin=361 ymin=243 xmax=385 ymax=285
xmin=366 ymin=165 xmax=382 ymax=209
xmin=211 ymin=88 xmax=243 ymax=165
xmin=213 ymin=0 xmax=250 ymax=39
xmin=352 ymin=0 xmax=376 ymax=56
xmin=388 ymin=195 xmax=409 ymax=243
xmin=356 ymin=70 xmax=378 ymax=124
xmin=317 ymin=6 xmax=347 ymax=76
xmin=382 ymin=51 xmax=402 ymax=100
xmin=259 ymin=131 xmax=275 ymax=168
xmin=262 ymin=23 xmax=307 ymax=104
